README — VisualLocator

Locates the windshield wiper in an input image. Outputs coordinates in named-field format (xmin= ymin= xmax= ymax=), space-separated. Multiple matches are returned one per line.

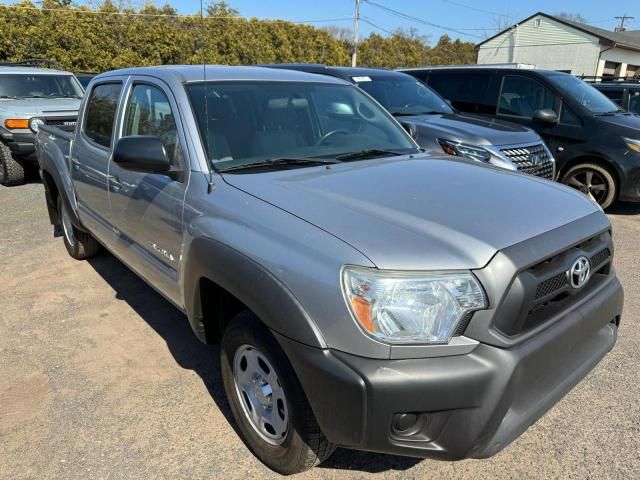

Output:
xmin=219 ymin=157 xmax=340 ymax=172
xmin=390 ymin=111 xmax=443 ymax=116
xmin=335 ymin=149 xmax=408 ymax=161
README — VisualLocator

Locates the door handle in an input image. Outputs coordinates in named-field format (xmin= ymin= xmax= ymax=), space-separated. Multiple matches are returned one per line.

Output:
xmin=108 ymin=175 xmax=122 ymax=192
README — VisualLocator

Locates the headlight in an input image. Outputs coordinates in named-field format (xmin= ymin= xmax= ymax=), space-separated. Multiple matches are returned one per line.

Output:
xmin=438 ymin=138 xmax=491 ymax=162
xmin=623 ymin=137 xmax=640 ymax=153
xmin=29 ymin=117 xmax=45 ymax=133
xmin=341 ymin=266 xmax=487 ymax=345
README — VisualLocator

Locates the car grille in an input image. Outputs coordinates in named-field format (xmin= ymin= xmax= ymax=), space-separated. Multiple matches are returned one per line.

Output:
xmin=44 ymin=117 xmax=77 ymax=132
xmin=501 ymin=144 xmax=554 ymax=180
xmin=492 ymin=232 xmax=613 ymax=337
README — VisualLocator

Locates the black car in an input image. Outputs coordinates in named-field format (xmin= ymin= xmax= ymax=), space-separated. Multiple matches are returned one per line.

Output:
xmin=401 ymin=67 xmax=640 ymax=209
xmin=586 ymin=79 xmax=640 ymax=115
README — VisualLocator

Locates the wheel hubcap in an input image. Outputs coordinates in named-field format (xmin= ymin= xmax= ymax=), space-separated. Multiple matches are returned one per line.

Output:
xmin=233 ymin=344 xmax=288 ymax=445
xmin=566 ymin=170 xmax=608 ymax=204
xmin=60 ymin=203 xmax=76 ymax=247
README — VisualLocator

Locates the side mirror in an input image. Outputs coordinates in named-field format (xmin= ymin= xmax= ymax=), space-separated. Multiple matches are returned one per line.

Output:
xmin=113 ymin=136 xmax=170 ymax=173
xmin=533 ymin=108 xmax=559 ymax=125
xmin=401 ymin=121 xmax=418 ymax=139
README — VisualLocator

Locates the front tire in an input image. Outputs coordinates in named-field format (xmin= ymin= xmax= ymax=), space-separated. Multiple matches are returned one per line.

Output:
xmin=0 ymin=142 xmax=25 ymax=186
xmin=560 ymin=163 xmax=617 ymax=209
xmin=220 ymin=311 xmax=335 ymax=475
xmin=57 ymin=196 xmax=100 ymax=260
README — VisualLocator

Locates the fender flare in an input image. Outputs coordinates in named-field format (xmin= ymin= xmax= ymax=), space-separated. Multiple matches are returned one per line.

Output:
xmin=183 ymin=236 xmax=327 ymax=349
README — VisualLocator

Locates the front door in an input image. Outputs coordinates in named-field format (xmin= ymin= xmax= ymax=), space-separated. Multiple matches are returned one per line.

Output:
xmin=495 ymin=74 xmax=587 ymax=172
xmin=106 ymin=79 xmax=188 ymax=305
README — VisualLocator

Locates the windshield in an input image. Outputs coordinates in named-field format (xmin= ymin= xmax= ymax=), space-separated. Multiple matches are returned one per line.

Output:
xmin=356 ymin=76 xmax=453 ymax=115
xmin=548 ymin=74 xmax=621 ymax=114
xmin=187 ymin=81 xmax=418 ymax=171
xmin=0 ymin=74 xmax=84 ymax=99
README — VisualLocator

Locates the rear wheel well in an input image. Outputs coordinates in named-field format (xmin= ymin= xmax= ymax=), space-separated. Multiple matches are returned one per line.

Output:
xmin=199 ymin=277 xmax=251 ymax=344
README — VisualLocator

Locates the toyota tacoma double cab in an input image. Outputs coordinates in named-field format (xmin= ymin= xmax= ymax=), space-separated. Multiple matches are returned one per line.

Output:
xmin=36 ymin=66 xmax=623 ymax=475
xmin=0 ymin=61 xmax=82 ymax=185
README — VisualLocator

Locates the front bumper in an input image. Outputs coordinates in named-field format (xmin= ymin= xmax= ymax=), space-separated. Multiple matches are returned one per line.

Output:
xmin=0 ymin=126 xmax=36 ymax=157
xmin=275 ymin=274 xmax=622 ymax=460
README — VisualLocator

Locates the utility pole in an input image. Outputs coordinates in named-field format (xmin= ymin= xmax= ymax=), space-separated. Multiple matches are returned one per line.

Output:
xmin=614 ymin=15 xmax=634 ymax=32
xmin=351 ymin=0 xmax=361 ymax=67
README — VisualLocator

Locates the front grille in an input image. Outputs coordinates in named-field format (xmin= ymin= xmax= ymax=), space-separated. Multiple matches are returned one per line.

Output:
xmin=493 ymin=232 xmax=613 ymax=337
xmin=44 ymin=116 xmax=77 ymax=132
xmin=501 ymin=144 xmax=554 ymax=180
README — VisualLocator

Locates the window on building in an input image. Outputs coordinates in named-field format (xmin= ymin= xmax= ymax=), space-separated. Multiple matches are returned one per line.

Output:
xmin=626 ymin=64 xmax=638 ymax=79
xmin=602 ymin=61 xmax=621 ymax=79
xmin=534 ymin=18 xmax=541 ymax=28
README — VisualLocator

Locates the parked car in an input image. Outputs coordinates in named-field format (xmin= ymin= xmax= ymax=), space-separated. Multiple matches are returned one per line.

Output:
xmin=265 ymin=64 xmax=555 ymax=179
xmin=401 ymin=66 xmax=640 ymax=209
xmin=584 ymin=78 xmax=640 ymax=115
xmin=0 ymin=61 xmax=82 ymax=185
xmin=37 ymin=65 xmax=623 ymax=475
xmin=74 ymin=72 xmax=96 ymax=89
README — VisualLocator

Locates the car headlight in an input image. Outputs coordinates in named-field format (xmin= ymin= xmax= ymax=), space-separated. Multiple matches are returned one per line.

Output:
xmin=623 ymin=137 xmax=640 ymax=153
xmin=438 ymin=138 xmax=491 ymax=162
xmin=341 ymin=266 xmax=487 ymax=345
xmin=29 ymin=117 xmax=45 ymax=133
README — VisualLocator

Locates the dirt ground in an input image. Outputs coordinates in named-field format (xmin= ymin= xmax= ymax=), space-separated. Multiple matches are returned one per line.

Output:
xmin=1 ymin=182 xmax=639 ymax=480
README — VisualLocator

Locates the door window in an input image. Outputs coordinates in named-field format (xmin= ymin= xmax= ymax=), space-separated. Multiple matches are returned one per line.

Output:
xmin=123 ymin=84 xmax=180 ymax=166
xmin=498 ymin=76 xmax=557 ymax=119
xmin=600 ymin=88 xmax=624 ymax=106
xmin=630 ymin=91 xmax=640 ymax=114
xmin=427 ymin=72 xmax=491 ymax=113
xmin=83 ymin=83 xmax=122 ymax=148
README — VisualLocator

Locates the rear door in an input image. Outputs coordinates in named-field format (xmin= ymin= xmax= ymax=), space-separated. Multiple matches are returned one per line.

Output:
xmin=426 ymin=70 xmax=493 ymax=114
xmin=106 ymin=77 xmax=189 ymax=305
xmin=72 ymin=79 xmax=124 ymax=247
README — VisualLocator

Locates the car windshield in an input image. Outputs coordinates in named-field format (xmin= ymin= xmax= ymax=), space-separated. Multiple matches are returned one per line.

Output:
xmin=356 ymin=76 xmax=453 ymax=115
xmin=0 ymin=74 xmax=84 ymax=99
xmin=187 ymin=81 xmax=418 ymax=171
xmin=548 ymin=74 xmax=621 ymax=114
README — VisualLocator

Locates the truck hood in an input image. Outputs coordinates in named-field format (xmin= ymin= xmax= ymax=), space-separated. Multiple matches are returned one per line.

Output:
xmin=223 ymin=156 xmax=599 ymax=270
xmin=0 ymin=97 xmax=81 ymax=115
xmin=402 ymin=112 xmax=538 ymax=146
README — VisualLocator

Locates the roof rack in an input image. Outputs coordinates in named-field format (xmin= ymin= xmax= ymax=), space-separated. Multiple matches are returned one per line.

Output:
xmin=581 ymin=75 xmax=640 ymax=83
xmin=0 ymin=58 xmax=63 ymax=70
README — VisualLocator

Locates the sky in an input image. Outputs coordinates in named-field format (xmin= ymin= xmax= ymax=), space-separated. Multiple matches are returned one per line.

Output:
xmin=168 ymin=0 xmax=640 ymax=42
xmin=5 ymin=0 xmax=640 ymax=43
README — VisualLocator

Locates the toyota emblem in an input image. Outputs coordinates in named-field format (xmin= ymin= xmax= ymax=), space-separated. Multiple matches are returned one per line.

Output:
xmin=568 ymin=256 xmax=591 ymax=289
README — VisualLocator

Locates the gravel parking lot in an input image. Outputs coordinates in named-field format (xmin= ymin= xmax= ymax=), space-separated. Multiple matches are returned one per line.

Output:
xmin=1 ymin=182 xmax=639 ymax=480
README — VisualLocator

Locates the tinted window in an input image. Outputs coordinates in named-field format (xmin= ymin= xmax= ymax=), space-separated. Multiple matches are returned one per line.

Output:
xmin=560 ymin=104 xmax=581 ymax=126
xmin=0 ymin=74 xmax=83 ymax=99
xmin=427 ymin=72 xmax=491 ymax=113
xmin=123 ymin=84 xmax=179 ymax=166
xmin=84 ymin=83 xmax=122 ymax=148
xmin=600 ymin=88 xmax=624 ymax=106
xmin=357 ymin=76 xmax=452 ymax=115
xmin=630 ymin=91 xmax=640 ymax=114
xmin=498 ymin=76 xmax=556 ymax=118
xmin=187 ymin=81 xmax=417 ymax=171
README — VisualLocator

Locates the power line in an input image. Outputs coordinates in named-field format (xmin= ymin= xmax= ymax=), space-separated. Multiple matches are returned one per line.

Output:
xmin=438 ymin=0 xmax=519 ymax=19
xmin=614 ymin=15 xmax=635 ymax=32
xmin=360 ymin=17 xmax=395 ymax=35
xmin=362 ymin=0 xmax=484 ymax=39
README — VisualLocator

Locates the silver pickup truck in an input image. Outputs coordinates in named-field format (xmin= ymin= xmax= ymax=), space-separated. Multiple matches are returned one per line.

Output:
xmin=36 ymin=66 xmax=623 ymax=475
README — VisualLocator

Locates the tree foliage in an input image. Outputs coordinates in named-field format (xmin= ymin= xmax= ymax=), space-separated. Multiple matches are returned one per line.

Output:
xmin=0 ymin=1 xmax=476 ymax=72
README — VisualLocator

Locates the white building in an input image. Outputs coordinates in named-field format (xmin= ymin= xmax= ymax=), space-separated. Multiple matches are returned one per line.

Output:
xmin=476 ymin=12 xmax=640 ymax=78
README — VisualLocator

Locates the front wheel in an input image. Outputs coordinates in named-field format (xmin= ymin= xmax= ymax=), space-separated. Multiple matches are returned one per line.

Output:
xmin=57 ymin=196 xmax=100 ymax=260
xmin=0 ymin=142 xmax=25 ymax=186
xmin=220 ymin=311 xmax=335 ymax=474
xmin=560 ymin=163 xmax=617 ymax=209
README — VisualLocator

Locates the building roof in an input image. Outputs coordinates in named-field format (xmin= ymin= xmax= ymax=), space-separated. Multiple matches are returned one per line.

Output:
xmin=477 ymin=12 xmax=640 ymax=52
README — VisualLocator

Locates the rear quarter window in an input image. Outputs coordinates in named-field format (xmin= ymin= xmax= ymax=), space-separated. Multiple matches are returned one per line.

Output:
xmin=83 ymin=82 xmax=122 ymax=148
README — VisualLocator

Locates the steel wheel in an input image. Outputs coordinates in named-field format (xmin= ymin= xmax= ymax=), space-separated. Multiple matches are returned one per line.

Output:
xmin=233 ymin=344 xmax=289 ymax=445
